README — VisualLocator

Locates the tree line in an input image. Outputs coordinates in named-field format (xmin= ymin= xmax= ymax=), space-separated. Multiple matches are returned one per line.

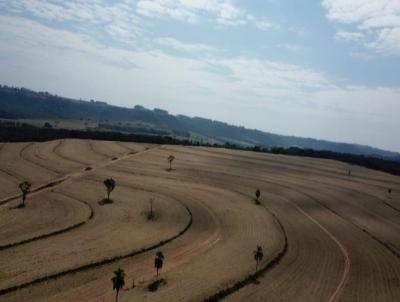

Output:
xmin=2 ymin=84 xmax=399 ymax=159
xmin=1 ymin=123 xmax=399 ymax=176
xmin=268 ymin=146 xmax=400 ymax=176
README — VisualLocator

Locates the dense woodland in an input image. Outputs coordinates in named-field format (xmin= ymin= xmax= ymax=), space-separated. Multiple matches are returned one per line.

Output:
xmin=1 ymin=85 xmax=399 ymax=159
xmin=0 ymin=123 xmax=191 ymax=146
xmin=268 ymin=147 xmax=400 ymax=176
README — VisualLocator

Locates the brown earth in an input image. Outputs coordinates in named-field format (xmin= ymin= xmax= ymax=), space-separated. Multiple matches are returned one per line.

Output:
xmin=0 ymin=140 xmax=399 ymax=302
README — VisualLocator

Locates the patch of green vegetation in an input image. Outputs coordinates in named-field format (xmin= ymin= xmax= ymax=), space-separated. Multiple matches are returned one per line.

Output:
xmin=0 ymin=118 xmax=98 ymax=130
xmin=189 ymin=132 xmax=221 ymax=144
xmin=98 ymin=122 xmax=173 ymax=136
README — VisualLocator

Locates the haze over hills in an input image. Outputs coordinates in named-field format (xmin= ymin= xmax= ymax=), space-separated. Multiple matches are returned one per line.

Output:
xmin=1 ymin=85 xmax=399 ymax=159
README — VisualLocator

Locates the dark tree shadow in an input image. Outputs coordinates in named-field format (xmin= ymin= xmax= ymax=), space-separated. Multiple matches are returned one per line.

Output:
xmin=112 ymin=157 xmax=118 ymax=161
xmin=85 ymin=166 xmax=92 ymax=171
xmin=165 ymin=168 xmax=176 ymax=172
xmin=148 ymin=278 xmax=166 ymax=292
xmin=147 ymin=211 xmax=155 ymax=221
xmin=9 ymin=204 xmax=25 ymax=210
xmin=141 ymin=209 xmax=160 ymax=221
xmin=98 ymin=198 xmax=113 ymax=206
xmin=251 ymin=276 xmax=260 ymax=285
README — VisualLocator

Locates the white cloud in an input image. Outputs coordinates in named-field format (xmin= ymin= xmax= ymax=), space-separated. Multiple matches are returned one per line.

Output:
xmin=322 ymin=0 xmax=400 ymax=55
xmin=277 ymin=44 xmax=304 ymax=52
xmin=315 ymin=85 xmax=400 ymax=121
xmin=136 ymin=0 xmax=237 ymax=24
xmin=0 ymin=14 xmax=330 ymax=108
xmin=349 ymin=51 xmax=374 ymax=60
xmin=0 ymin=0 xmax=141 ymax=44
xmin=0 ymin=11 xmax=399 ymax=150
xmin=2 ymin=14 xmax=398 ymax=118
xmin=136 ymin=0 xmax=276 ymax=29
xmin=335 ymin=30 xmax=364 ymax=42
xmin=156 ymin=37 xmax=218 ymax=53
xmin=367 ymin=27 xmax=400 ymax=54
xmin=136 ymin=0 xmax=199 ymax=23
xmin=0 ymin=0 xmax=138 ymax=23
xmin=246 ymin=15 xmax=278 ymax=30
xmin=0 ymin=15 xmax=142 ymax=68
xmin=207 ymin=57 xmax=331 ymax=92
xmin=0 ymin=0 xmax=278 ymax=49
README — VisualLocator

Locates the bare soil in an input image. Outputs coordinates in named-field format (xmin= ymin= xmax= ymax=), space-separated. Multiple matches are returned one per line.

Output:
xmin=0 ymin=140 xmax=399 ymax=302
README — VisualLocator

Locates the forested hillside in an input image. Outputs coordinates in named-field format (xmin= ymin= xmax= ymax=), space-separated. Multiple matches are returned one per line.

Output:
xmin=1 ymin=85 xmax=398 ymax=159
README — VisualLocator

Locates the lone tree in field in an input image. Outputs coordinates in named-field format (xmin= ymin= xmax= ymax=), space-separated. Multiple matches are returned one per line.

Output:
xmin=111 ymin=268 xmax=125 ymax=302
xmin=255 ymin=188 xmax=261 ymax=204
xmin=253 ymin=246 xmax=264 ymax=273
xmin=167 ymin=155 xmax=175 ymax=170
xmin=18 ymin=181 xmax=32 ymax=208
xmin=388 ymin=188 xmax=392 ymax=198
xmin=104 ymin=178 xmax=116 ymax=201
xmin=154 ymin=251 xmax=165 ymax=280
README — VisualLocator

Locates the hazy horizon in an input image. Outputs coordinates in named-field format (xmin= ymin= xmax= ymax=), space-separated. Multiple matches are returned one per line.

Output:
xmin=1 ymin=1 xmax=399 ymax=152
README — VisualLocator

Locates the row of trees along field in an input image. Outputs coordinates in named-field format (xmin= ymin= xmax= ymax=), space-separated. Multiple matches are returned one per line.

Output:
xmin=1 ymin=123 xmax=399 ymax=176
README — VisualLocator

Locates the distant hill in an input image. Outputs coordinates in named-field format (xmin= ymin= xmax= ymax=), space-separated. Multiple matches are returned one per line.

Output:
xmin=1 ymin=85 xmax=399 ymax=159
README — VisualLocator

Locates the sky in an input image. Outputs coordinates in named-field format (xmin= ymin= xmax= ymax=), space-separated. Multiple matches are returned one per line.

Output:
xmin=0 ymin=0 xmax=399 ymax=152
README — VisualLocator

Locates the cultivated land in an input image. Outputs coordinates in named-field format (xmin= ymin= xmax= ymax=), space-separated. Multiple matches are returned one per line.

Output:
xmin=0 ymin=139 xmax=399 ymax=302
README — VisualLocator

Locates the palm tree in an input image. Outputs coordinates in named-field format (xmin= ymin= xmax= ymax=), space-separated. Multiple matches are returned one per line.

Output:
xmin=167 ymin=155 xmax=175 ymax=170
xmin=104 ymin=178 xmax=116 ymax=201
xmin=154 ymin=251 xmax=165 ymax=280
xmin=111 ymin=268 xmax=125 ymax=302
xmin=255 ymin=189 xmax=261 ymax=204
xmin=18 ymin=181 xmax=32 ymax=208
xmin=253 ymin=246 xmax=264 ymax=273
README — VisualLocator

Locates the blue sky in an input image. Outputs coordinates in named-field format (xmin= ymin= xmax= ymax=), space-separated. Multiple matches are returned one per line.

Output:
xmin=0 ymin=0 xmax=399 ymax=151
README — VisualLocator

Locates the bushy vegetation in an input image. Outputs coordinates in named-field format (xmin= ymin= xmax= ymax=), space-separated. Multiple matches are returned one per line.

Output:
xmin=18 ymin=181 xmax=32 ymax=208
xmin=104 ymin=178 xmax=116 ymax=202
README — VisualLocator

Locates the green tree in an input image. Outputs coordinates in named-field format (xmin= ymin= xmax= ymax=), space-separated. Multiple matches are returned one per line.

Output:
xmin=154 ymin=251 xmax=165 ymax=280
xmin=18 ymin=181 xmax=32 ymax=208
xmin=253 ymin=246 xmax=264 ymax=273
xmin=255 ymin=189 xmax=261 ymax=204
xmin=104 ymin=178 xmax=116 ymax=201
xmin=112 ymin=268 xmax=125 ymax=302
xmin=43 ymin=122 xmax=52 ymax=128
xmin=167 ymin=155 xmax=175 ymax=170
